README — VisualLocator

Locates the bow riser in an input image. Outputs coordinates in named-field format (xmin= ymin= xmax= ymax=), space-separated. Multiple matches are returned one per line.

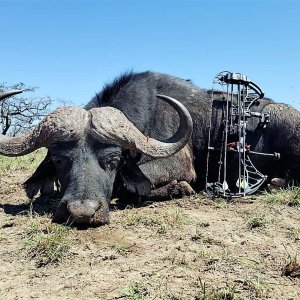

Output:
xmin=206 ymin=72 xmax=280 ymax=199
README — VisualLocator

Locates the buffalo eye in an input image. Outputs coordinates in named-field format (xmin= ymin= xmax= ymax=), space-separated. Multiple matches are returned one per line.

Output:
xmin=52 ymin=157 xmax=64 ymax=167
xmin=53 ymin=158 xmax=62 ymax=165
xmin=52 ymin=155 xmax=70 ymax=168
xmin=103 ymin=156 xmax=120 ymax=171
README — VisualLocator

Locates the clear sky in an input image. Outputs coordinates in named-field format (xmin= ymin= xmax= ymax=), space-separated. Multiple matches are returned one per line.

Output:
xmin=2 ymin=0 xmax=300 ymax=109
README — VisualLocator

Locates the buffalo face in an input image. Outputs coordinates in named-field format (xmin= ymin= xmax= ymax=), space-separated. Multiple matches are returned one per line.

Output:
xmin=0 ymin=92 xmax=192 ymax=226
xmin=50 ymin=141 xmax=122 ymax=225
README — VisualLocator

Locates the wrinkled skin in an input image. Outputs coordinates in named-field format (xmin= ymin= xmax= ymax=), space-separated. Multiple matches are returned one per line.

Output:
xmin=20 ymin=72 xmax=300 ymax=226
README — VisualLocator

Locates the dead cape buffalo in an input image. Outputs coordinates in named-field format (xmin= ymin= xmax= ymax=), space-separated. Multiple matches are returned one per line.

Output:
xmin=1 ymin=71 xmax=300 ymax=226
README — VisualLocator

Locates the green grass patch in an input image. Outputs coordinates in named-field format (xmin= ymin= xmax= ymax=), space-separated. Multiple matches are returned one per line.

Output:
xmin=111 ymin=243 xmax=134 ymax=256
xmin=124 ymin=207 xmax=191 ymax=234
xmin=121 ymin=282 xmax=150 ymax=300
xmin=242 ymin=276 xmax=269 ymax=298
xmin=196 ymin=277 xmax=238 ymax=300
xmin=0 ymin=148 xmax=47 ymax=172
xmin=24 ymin=211 xmax=72 ymax=267
xmin=264 ymin=187 xmax=300 ymax=206
xmin=170 ymin=252 xmax=190 ymax=267
xmin=287 ymin=226 xmax=300 ymax=242
xmin=282 ymin=255 xmax=300 ymax=278
xmin=246 ymin=215 xmax=267 ymax=230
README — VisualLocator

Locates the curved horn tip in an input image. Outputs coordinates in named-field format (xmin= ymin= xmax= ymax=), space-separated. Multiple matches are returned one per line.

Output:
xmin=156 ymin=93 xmax=193 ymax=127
xmin=91 ymin=93 xmax=193 ymax=159
xmin=0 ymin=89 xmax=23 ymax=100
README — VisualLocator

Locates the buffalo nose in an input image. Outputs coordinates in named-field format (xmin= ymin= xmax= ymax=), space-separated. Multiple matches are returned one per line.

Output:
xmin=67 ymin=199 xmax=99 ymax=223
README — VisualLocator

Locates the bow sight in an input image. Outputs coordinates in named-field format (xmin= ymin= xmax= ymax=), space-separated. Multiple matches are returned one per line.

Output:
xmin=205 ymin=71 xmax=280 ymax=198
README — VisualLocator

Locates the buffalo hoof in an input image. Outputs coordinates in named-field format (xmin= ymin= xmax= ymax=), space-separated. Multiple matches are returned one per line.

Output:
xmin=177 ymin=181 xmax=195 ymax=195
xmin=266 ymin=177 xmax=287 ymax=194
xmin=167 ymin=180 xmax=195 ymax=198
xmin=149 ymin=180 xmax=195 ymax=200
xmin=266 ymin=183 xmax=281 ymax=194
xmin=270 ymin=177 xmax=286 ymax=187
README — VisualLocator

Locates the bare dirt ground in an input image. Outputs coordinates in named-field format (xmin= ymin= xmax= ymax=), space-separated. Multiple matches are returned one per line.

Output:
xmin=0 ymin=169 xmax=300 ymax=300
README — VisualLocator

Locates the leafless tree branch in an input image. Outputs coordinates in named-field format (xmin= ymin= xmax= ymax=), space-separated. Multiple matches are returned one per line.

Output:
xmin=0 ymin=82 xmax=54 ymax=136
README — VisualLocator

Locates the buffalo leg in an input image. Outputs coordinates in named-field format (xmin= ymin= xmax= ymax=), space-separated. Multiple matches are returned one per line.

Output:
xmin=148 ymin=180 xmax=195 ymax=200
xmin=139 ymin=145 xmax=196 ymax=200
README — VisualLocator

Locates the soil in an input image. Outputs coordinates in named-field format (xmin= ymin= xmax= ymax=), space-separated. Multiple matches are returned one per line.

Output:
xmin=0 ymin=169 xmax=300 ymax=300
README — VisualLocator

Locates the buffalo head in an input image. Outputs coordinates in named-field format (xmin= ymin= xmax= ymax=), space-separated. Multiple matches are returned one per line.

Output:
xmin=0 ymin=91 xmax=192 ymax=226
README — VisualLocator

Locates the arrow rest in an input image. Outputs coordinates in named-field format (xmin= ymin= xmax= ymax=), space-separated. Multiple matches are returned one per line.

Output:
xmin=205 ymin=71 xmax=280 ymax=199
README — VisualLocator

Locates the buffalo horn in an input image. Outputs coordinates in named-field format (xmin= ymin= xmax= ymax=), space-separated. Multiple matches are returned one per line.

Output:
xmin=0 ymin=107 xmax=89 ymax=156
xmin=0 ymin=89 xmax=23 ymax=100
xmin=90 ymin=94 xmax=193 ymax=158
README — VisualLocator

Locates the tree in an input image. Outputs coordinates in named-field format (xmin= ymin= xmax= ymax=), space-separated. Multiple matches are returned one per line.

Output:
xmin=0 ymin=83 xmax=53 ymax=136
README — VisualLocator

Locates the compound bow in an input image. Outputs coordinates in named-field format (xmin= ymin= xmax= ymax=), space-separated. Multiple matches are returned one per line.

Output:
xmin=206 ymin=71 xmax=280 ymax=198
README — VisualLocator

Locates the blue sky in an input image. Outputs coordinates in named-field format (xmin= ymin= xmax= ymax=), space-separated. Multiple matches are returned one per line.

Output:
xmin=2 ymin=0 xmax=300 ymax=109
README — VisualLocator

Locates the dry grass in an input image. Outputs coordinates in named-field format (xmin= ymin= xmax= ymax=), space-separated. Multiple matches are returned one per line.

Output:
xmin=124 ymin=207 xmax=191 ymax=234
xmin=1 ymin=153 xmax=300 ymax=299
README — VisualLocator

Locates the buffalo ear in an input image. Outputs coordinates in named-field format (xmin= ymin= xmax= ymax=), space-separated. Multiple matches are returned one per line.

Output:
xmin=23 ymin=151 xmax=58 ymax=199
xmin=119 ymin=159 xmax=151 ymax=196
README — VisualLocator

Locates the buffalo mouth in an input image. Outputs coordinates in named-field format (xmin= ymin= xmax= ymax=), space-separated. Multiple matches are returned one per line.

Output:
xmin=53 ymin=198 xmax=110 ymax=227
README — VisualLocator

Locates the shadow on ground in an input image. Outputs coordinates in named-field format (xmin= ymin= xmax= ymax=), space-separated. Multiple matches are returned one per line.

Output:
xmin=0 ymin=192 xmax=154 ymax=228
xmin=0 ymin=193 xmax=60 ymax=217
